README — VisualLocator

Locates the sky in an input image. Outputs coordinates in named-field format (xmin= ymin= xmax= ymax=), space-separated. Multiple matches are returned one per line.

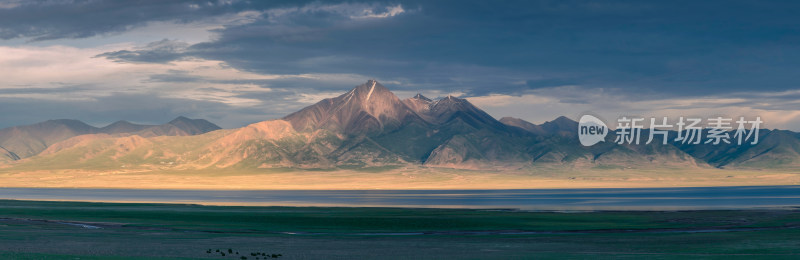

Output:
xmin=1 ymin=0 xmax=799 ymax=130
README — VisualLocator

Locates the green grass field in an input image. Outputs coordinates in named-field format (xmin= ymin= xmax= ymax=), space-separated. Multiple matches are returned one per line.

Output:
xmin=1 ymin=200 xmax=800 ymax=259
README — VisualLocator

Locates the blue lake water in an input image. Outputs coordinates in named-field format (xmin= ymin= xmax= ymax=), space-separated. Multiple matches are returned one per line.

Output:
xmin=1 ymin=186 xmax=800 ymax=210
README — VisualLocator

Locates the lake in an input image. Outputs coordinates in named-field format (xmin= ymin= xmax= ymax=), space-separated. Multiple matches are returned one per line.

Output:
xmin=1 ymin=186 xmax=800 ymax=210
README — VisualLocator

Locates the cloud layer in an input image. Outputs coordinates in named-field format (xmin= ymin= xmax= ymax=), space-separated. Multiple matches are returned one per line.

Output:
xmin=0 ymin=0 xmax=799 ymax=130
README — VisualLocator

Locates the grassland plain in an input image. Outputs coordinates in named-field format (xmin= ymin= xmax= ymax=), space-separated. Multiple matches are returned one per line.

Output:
xmin=1 ymin=200 xmax=800 ymax=259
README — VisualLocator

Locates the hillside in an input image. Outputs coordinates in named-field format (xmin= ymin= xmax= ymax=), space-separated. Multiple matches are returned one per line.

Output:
xmin=0 ymin=117 xmax=221 ymax=163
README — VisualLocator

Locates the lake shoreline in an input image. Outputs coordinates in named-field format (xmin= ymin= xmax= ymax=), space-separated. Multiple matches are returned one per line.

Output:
xmin=2 ymin=186 xmax=799 ymax=211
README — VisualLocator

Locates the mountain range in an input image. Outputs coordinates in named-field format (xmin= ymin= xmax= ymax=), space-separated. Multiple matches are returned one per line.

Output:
xmin=2 ymin=80 xmax=799 ymax=171
xmin=0 ymin=117 xmax=220 ymax=164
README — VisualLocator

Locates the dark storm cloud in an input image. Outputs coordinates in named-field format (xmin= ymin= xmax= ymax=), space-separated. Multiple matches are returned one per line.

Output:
xmin=91 ymin=0 xmax=800 ymax=97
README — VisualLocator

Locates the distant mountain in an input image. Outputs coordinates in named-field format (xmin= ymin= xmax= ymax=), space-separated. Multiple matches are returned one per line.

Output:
xmin=283 ymin=80 xmax=424 ymax=135
xmin=0 ymin=119 xmax=98 ymax=162
xmin=402 ymin=93 xmax=435 ymax=122
xmin=392 ymin=94 xmax=536 ymax=168
xmin=5 ymin=80 xmax=800 ymax=171
xmin=673 ymin=129 xmax=800 ymax=169
xmin=100 ymin=120 xmax=155 ymax=134
xmin=0 ymin=117 xmax=220 ymax=163
xmin=499 ymin=117 xmax=547 ymax=135
xmin=280 ymin=80 xmax=534 ymax=168
xmin=540 ymin=116 xmax=580 ymax=137
xmin=497 ymin=118 xmax=704 ymax=169
xmin=133 ymin=116 xmax=221 ymax=137
xmin=501 ymin=117 xmax=800 ymax=169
